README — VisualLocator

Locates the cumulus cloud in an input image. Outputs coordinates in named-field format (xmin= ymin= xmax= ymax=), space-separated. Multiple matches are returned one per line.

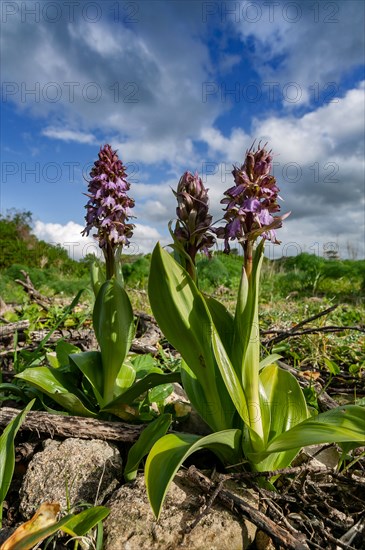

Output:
xmin=33 ymin=220 xmax=166 ymax=260
xmin=42 ymin=128 xmax=96 ymax=144
xmin=229 ymin=0 xmax=365 ymax=106
xmin=1 ymin=1 xmax=220 ymax=168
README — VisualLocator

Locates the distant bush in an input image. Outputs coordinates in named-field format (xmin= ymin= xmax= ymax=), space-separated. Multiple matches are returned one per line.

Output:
xmin=122 ymin=256 xmax=150 ymax=287
xmin=197 ymin=257 xmax=229 ymax=289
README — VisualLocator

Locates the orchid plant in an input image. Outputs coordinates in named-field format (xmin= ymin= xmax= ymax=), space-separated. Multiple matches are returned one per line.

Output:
xmin=16 ymin=145 xmax=180 ymax=420
xmin=139 ymin=143 xmax=365 ymax=518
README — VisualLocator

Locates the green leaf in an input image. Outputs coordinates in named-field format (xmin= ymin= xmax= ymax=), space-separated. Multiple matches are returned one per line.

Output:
xmin=124 ymin=414 xmax=172 ymax=481
xmin=232 ymin=242 xmax=265 ymax=440
xmin=250 ymin=364 xmax=309 ymax=470
xmin=22 ymin=290 xmax=84 ymax=370
xmin=46 ymin=352 xmax=59 ymax=369
xmin=102 ymin=372 xmax=181 ymax=414
xmin=145 ymin=429 xmax=241 ymax=519
xmin=16 ymin=367 xmax=97 ymax=417
xmin=93 ymin=279 xmax=135 ymax=403
xmin=248 ymin=405 xmax=365 ymax=464
xmin=0 ymin=401 xmax=35 ymax=518
xmin=324 ymin=358 xmax=341 ymax=376
xmin=259 ymin=354 xmax=283 ymax=370
xmin=115 ymin=362 xmax=136 ymax=396
xmin=56 ymin=340 xmax=81 ymax=368
xmin=61 ymin=506 xmax=110 ymax=536
xmin=204 ymin=294 xmax=234 ymax=354
xmin=211 ymin=329 xmax=249 ymax=426
xmin=90 ymin=261 xmax=106 ymax=298
xmin=149 ymin=384 xmax=173 ymax=404
xmin=148 ymin=243 xmax=234 ymax=431
xmin=69 ymin=352 xmax=104 ymax=406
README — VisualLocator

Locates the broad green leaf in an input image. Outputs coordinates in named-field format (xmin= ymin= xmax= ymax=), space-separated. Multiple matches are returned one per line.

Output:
xmin=61 ymin=506 xmax=110 ymax=536
xmin=16 ymin=367 xmax=97 ymax=417
xmin=211 ymin=329 xmax=249 ymax=426
xmin=249 ymin=365 xmax=309 ymax=470
xmin=149 ymin=384 xmax=173 ymax=404
xmin=148 ymin=243 xmax=234 ymax=431
xmin=248 ymin=405 xmax=365 ymax=464
xmin=232 ymin=243 xmax=264 ymax=441
xmin=180 ymin=362 xmax=215 ymax=428
xmin=124 ymin=414 xmax=172 ymax=481
xmin=90 ymin=261 xmax=106 ymax=298
xmin=0 ymin=400 xmax=34 ymax=525
xmin=46 ymin=352 xmax=59 ymax=369
xmin=102 ymin=372 xmax=181 ymax=414
xmin=93 ymin=279 xmax=135 ymax=403
xmin=204 ymin=295 xmax=234 ymax=354
xmin=115 ymin=362 xmax=136 ymax=396
xmin=259 ymin=354 xmax=283 ymax=370
xmin=145 ymin=429 xmax=241 ymax=519
xmin=56 ymin=340 xmax=81 ymax=368
xmin=69 ymin=352 xmax=104 ymax=406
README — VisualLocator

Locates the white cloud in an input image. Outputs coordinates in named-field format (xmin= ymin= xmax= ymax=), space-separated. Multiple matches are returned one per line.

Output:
xmin=42 ymin=128 xmax=96 ymax=144
xmin=33 ymin=220 xmax=166 ymax=260
xmin=231 ymin=0 xmax=365 ymax=106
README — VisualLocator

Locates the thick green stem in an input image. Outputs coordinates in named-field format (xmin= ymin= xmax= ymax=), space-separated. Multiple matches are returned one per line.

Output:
xmin=104 ymin=243 xmax=116 ymax=280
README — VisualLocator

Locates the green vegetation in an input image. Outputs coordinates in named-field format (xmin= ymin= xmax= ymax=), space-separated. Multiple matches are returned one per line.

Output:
xmin=1 ymin=211 xmax=364 ymax=377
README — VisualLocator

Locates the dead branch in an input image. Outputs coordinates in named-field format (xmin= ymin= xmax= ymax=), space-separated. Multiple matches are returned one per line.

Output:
xmin=15 ymin=271 xmax=51 ymax=310
xmin=263 ymin=325 xmax=365 ymax=346
xmin=0 ymin=406 xmax=144 ymax=442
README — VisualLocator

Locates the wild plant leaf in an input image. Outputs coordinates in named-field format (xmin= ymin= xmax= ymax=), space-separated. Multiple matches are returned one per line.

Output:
xmin=0 ymin=508 xmax=73 ymax=550
xmin=61 ymin=506 xmax=110 ymax=536
xmin=124 ymin=413 xmax=172 ymax=481
xmin=203 ymin=295 xmax=234 ymax=354
xmin=93 ymin=279 xmax=135 ymax=402
xmin=101 ymin=372 xmax=181 ymax=414
xmin=259 ymin=354 xmax=283 ymax=370
xmin=16 ymin=368 xmax=97 ymax=417
xmin=211 ymin=329 xmax=249 ymax=426
xmin=90 ymin=261 xmax=106 ymax=298
xmin=145 ymin=429 xmax=241 ymax=519
xmin=248 ymin=364 xmax=309 ymax=471
xmin=56 ymin=340 xmax=81 ymax=368
xmin=247 ymin=405 xmax=365 ymax=463
xmin=148 ymin=243 xmax=234 ymax=431
xmin=69 ymin=352 xmax=104 ymax=406
xmin=232 ymin=243 xmax=264 ymax=442
xmin=114 ymin=362 xmax=136 ymax=396
xmin=0 ymin=400 xmax=35 ymax=526
xmin=148 ymin=383 xmax=173 ymax=404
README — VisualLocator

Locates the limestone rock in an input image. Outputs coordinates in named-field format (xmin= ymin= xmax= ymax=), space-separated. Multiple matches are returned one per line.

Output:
xmin=104 ymin=472 xmax=257 ymax=550
xmin=19 ymin=438 xmax=122 ymax=518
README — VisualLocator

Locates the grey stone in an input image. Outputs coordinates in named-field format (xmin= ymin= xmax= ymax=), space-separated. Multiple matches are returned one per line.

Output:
xmin=104 ymin=472 xmax=257 ymax=550
xmin=19 ymin=438 xmax=122 ymax=518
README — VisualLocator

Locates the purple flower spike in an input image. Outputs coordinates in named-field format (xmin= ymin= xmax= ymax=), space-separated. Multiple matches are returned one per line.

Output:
xmin=172 ymin=171 xmax=216 ymax=264
xmin=216 ymin=142 xmax=289 ymax=253
xmin=82 ymin=144 xmax=135 ymax=250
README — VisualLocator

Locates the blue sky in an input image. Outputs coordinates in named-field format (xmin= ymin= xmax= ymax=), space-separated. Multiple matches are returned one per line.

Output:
xmin=1 ymin=0 xmax=364 ymax=260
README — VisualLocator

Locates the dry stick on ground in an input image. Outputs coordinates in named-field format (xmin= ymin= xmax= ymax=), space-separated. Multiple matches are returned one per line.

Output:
xmin=261 ymin=303 xmax=363 ymax=346
xmin=15 ymin=270 xmax=51 ymax=310
xmin=0 ymin=407 xmax=144 ymax=442
xmin=185 ymin=466 xmax=310 ymax=550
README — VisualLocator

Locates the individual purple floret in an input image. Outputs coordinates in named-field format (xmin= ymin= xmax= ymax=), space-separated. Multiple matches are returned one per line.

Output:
xmin=172 ymin=171 xmax=215 ymax=265
xmin=216 ymin=142 xmax=288 ymax=254
xmin=82 ymin=144 xmax=135 ymax=250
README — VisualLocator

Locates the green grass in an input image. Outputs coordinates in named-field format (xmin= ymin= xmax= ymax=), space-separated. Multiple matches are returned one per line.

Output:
xmin=1 ymin=247 xmax=364 ymax=380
